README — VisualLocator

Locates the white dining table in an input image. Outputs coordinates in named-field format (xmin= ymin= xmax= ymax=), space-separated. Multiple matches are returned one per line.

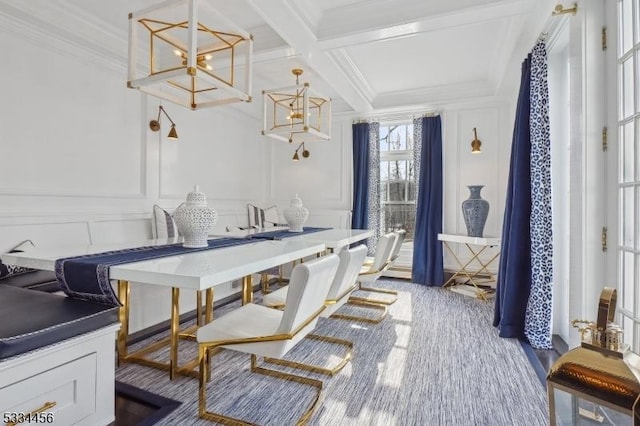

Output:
xmin=2 ymin=228 xmax=373 ymax=379
xmin=3 ymin=236 xmax=326 ymax=379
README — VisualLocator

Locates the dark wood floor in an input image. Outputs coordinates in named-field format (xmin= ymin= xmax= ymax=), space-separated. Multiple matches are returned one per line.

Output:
xmin=532 ymin=334 xmax=567 ymax=374
xmin=113 ymin=393 xmax=157 ymax=426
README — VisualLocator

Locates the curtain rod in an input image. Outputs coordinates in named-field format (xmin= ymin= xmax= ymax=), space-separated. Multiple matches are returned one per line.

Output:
xmin=539 ymin=3 xmax=577 ymax=42
xmin=551 ymin=3 xmax=577 ymax=17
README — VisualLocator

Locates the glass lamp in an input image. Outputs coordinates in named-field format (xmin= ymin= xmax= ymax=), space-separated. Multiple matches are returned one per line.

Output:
xmin=127 ymin=0 xmax=253 ymax=110
xmin=547 ymin=288 xmax=640 ymax=425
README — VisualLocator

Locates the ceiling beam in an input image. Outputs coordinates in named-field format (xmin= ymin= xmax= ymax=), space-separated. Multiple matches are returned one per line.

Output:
xmin=245 ymin=0 xmax=374 ymax=113
xmin=316 ymin=0 xmax=534 ymax=51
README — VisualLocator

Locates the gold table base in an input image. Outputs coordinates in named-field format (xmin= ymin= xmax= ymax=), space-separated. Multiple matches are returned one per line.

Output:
xmin=441 ymin=241 xmax=499 ymax=301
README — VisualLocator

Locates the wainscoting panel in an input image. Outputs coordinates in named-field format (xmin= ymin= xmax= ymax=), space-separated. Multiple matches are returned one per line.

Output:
xmin=88 ymin=218 xmax=152 ymax=245
xmin=305 ymin=209 xmax=352 ymax=229
xmin=158 ymin=106 xmax=265 ymax=202
xmin=0 ymin=30 xmax=144 ymax=198
xmin=442 ymin=106 xmax=506 ymax=270
xmin=269 ymin=119 xmax=348 ymax=210
xmin=0 ymin=221 xmax=91 ymax=253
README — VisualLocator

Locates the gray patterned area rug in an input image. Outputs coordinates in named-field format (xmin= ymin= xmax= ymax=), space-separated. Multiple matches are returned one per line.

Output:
xmin=116 ymin=279 xmax=549 ymax=426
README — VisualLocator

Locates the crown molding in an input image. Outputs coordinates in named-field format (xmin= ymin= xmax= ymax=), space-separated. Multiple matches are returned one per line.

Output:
xmin=372 ymin=79 xmax=497 ymax=110
xmin=0 ymin=2 xmax=126 ymax=75
xmin=246 ymin=0 xmax=374 ymax=113
xmin=327 ymin=49 xmax=376 ymax=104
xmin=316 ymin=0 xmax=533 ymax=50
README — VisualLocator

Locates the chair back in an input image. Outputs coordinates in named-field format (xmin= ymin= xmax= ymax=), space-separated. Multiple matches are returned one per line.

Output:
xmin=326 ymin=245 xmax=368 ymax=301
xmin=276 ymin=254 xmax=340 ymax=335
xmin=390 ymin=230 xmax=407 ymax=261
xmin=370 ymin=233 xmax=397 ymax=272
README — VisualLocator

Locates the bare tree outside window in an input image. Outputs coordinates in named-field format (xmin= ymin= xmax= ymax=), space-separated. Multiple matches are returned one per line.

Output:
xmin=379 ymin=123 xmax=416 ymax=241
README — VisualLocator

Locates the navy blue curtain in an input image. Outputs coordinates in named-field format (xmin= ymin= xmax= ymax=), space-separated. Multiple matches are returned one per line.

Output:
xmin=351 ymin=123 xmax=371 ymax=230
xmin=412 ymin=116 xmax=444 ymax=286
xmin=493 ymin=55 xmax=533 ymax=338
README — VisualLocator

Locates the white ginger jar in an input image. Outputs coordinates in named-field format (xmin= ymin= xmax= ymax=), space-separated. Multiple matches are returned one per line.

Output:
xmin=173 ymin=185 xmax=218 ymax=248
xmin=283 ymin=194 xmax=309 ymax=232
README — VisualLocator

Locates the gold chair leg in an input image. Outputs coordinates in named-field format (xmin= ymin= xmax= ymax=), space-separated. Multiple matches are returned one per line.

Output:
xmin=199 ymin=350 xmax=323 ymax=425
xmin=252 ymin=355 xmax=324 ymax=425
xmin=350 ymin=283 xmax=398 ymax=305
xmin=330 ymin=299 xmax=388 ymax=324
xmin=263 ymin=334 xmax=353 ymax=376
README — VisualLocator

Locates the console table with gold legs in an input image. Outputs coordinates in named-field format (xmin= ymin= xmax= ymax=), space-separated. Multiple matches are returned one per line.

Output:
xmin=437 ymin=233 xmax=501 ymax=301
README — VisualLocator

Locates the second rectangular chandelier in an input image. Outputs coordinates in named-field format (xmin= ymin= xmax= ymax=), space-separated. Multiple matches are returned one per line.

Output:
xmin=262 ymin=69 xmax=331 ymax=144
xmin=127 ymin=0 xmax=253 ymax=110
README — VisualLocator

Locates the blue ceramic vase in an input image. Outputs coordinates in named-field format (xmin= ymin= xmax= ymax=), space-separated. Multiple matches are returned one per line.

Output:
xmin=462 ymin=185 xmax=489 ymax=237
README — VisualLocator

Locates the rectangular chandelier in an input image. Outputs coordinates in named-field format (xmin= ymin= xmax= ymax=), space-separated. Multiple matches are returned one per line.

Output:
xmin=128 ymin=0 xmax=253 ymax=110
xmin=262 ymin=69 xmax=331 ymax=143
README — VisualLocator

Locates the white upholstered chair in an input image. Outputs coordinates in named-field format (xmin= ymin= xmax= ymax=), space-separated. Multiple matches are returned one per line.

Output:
xmin=261 ymin=245 xmax=370 ymax=374
xmin=363 ymin=229 xmax=406 ymax=266
xmin=389 ymin=229 xmax=406 ymax=264
xmin=351 ymin=232 xmax=399 ymax=306
xmin=196 ymin=254 xmax=340 ymax=425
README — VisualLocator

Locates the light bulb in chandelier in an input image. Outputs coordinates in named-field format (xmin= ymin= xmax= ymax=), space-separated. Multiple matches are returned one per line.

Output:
xmin=173 ymin=49 xmax=212 ymax=70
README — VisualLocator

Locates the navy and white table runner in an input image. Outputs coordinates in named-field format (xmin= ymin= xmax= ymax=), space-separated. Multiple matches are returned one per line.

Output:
xmin=55 ymin=227 xmax=329 ymax=306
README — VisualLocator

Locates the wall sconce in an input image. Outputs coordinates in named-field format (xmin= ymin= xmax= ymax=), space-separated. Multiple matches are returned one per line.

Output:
xmin=150 ymin=106 xmax=178 ymax=140
xmin=292 ymin=142 xmax=310 ymax=161
xmin=471 ymin=128 xmax=482 ymax=153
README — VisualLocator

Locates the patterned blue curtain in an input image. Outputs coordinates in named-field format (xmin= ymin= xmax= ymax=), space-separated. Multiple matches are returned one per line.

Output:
xmin=525 ymin=41 xmax=553 ymax=349
xmin=412 ymin=116 xmax=444 ymax=286
xmin=494 ymin=40 xmax=553 ymax=350
xmin=351 ymin=122 xmax=381 ymax=255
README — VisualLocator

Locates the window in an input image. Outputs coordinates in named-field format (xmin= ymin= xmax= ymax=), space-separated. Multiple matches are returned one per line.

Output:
xmin=617 ymin=0 xmax=640 ymax=352
xmin=379 ymin=123 xmax=416 ymax=241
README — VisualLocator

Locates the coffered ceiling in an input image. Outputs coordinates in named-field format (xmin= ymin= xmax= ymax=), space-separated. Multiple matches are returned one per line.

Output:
xmin=0 ymin=0 xmax=557 ymax=116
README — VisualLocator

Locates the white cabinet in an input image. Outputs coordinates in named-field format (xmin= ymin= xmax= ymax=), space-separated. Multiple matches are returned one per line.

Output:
xmin=0 ymin=324 xmax=119 ymax=426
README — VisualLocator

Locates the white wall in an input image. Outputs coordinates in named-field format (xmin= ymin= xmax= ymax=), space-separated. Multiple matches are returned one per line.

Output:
xmin=269 ymin=116 xmax=353 ymax=229
xmin=441 ymin=105 xmax=512 ymax=271
xmin=442 ymin=103 xmax=513 ymax=245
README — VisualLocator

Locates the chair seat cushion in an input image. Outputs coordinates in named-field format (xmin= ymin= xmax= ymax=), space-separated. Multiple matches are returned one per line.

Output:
xmin=0 ymin=285 xmax=119 ymax=360
xmin=358 ymin=265 xmax=383 ymax=283
xmin=197 ymin=303 xmax=282 ymax=343
xmin=262 ymin=287 xmax=288 ymax=307
xmin=0 ymin=269 xmax=59 ymax=293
